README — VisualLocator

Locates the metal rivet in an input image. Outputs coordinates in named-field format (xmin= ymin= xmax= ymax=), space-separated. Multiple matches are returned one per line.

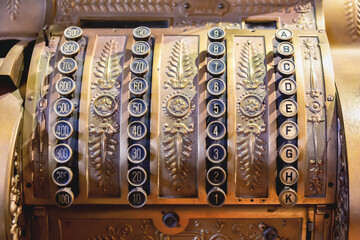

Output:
xmin=29 ymin=96 xmax=34 ymax=101
xmin=327 ymin=96 xmax=334 ymax=101
xmin=218 ymin=3 xmax=224 ymax=9
xmin=183 ymin=2 xmax=190 ymax=9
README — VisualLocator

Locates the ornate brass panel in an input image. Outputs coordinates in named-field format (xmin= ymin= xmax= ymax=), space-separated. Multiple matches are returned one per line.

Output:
xmin=300 ymin=37 xmax=327 ymax=197
xmin=59 ymin=218 xmax=303 ymax=240
xmin=87 ymin=36 xmax=127 ymax=197
xmin=233 ymin=36 xmax=269 ymax=198
xmin=1 ymin=0 xmax=359 ymax=239
xmin=158 ymin=36 xmax=199 ymax=198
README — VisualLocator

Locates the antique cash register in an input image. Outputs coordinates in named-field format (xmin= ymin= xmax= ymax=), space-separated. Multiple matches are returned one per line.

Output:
xmin=0 ymin=0 xmax=359 ymax=239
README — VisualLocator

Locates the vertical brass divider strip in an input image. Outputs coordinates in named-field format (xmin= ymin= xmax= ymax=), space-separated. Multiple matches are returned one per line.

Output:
xmin=197 ymin=29 xmax=208 ymax=203
xmin=23 ymin=40 xmax=49 ymax=204
xmin=264 ymin=33 xmax=278 ymax=203
xmin=120 ymin=35 xmax=133 ymax=203
xmin=226 ymin=32 xmax=236 ymax=202
xmin=149 ymin=32 xmax=161 ymax=202
xmin=293 ymin=33 xmax=306 ymax=201
xmin=78 ymin=30 xmax=97 ymax=201
xmin=34 ymin=37 xmax=62 ymax=200
xmin=300 ymin=35 xmax=328 ymax=198
xmin=48 ymin=37 xmax=65 ymax=200
xmin=318 ymin=32 xmax=336 ymax=203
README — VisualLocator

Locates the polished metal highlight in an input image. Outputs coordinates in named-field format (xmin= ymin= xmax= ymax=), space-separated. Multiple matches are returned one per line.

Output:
xmin=0 ymin=0 xmax=356 ymax=237
xmin=301 ymin=37 xmax=327 ymax=197
xmin=234 ymin=37 xmax=268 ymax=198
xmin=159 ymin=36 xmax=199 ymax=198
xmin=87 ymin=37 xmax=126 ymax=197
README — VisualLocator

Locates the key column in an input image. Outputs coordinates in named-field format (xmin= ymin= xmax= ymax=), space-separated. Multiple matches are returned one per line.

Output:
xmin=274 ymin=28 xmax=299 ymax=208
xmin=206 ymin=27 xmax=228 ymax=207
xmin=127 ymin=26 xmax=153 ymax=208
xmin=53 ymin=26 xmax=85 ymax=208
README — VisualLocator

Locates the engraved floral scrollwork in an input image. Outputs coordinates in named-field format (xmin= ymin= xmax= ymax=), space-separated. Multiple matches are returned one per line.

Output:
xmin=9 ymin=148 xmax=25 ymax=240
xmin=232 ymin=223 xmax=262 ymax=240
xmin=237 ymin=41 xmax=265 ymax=90
xmin=166 ymin=95 xmax=191 ymax=117
xmin=74 ymin=0 xmax=173 ymax=13
xmin=233 ymin=0 xmax=296 ymax=13
xmin=239 ymin=95 xmax=264 ymax=118
xmin=93 ymin=39 xmax=123 ymax=89
xmin=293 ymin=14 xmax=314 ymax=29
xmin=163 ymin=122 xmax=194 ymax=191
xmin=209 ymin=233 xmax=231 ymax=240
xmin=89 ymin=122 xmax=119 ymax=192
xmin=161 ymin=37 xmax=197 ymax=194
xmin=163 ymin=91 xmax=194 ymax=121
xmin=236 ymin=39 xmax=267 ymax=195
xmin=85 ymin=219 xmax=287 ymax=240
xmin=55 ymin=0 xmax=174 ymax=25
xmin=89 ymin=39 xmax=123 ymax=194
xmin=344 ymin=0 xmax=360 ymax=40
xmin=333 ymin=118 xmax=349 ymax=240
xmin=93 ymin=94 xmax=118 ymax=117
xmin=157 ymin=230 xmax=205 ymax=240
xmin=303 ymin=39 xmax=325 ymax=195
xmin=88 ymin=224 xmax=132 ymax=240
xmin=165 ymin=39 xmax=195 ymax=89
xmin=237 ymin=124 xmax=266 ymax=192
xmin=294 ymin=0 xmax=312 ymax=13
xmin=6 ymin=0 xmax=21 ymax=21
xmin=55 ymin=0 xmax=73 ymax=25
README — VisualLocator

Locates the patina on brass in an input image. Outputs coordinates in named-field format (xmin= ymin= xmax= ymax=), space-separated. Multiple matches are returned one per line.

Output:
xmin=0 ymin=0 xmax=358 ymax=239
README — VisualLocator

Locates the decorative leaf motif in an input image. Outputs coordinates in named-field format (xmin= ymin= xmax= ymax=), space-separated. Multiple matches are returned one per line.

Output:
xmin=233 ymin=0 xmax=298 ymax=13
xmin=165 ymin=39 xmax=194 ymax=89
xmin=294 ymin=0 xmax=312 ymax=13
xmin=89 ymin=123 xmax=119 ymax=192
xmin=88 ymin=225 xmax=132 ymax=240
xmin=6 ymin=0 xmax=21 ymax=21
xmin=163 ymin=123 xmax=194 ymax=191
xmin=345 ymin=0 xmax=360 ymax=40
xmin=94 ymin=39 xmax=122 ymax=89
xmin=232 ymin=223 xmax=263 ymax=240
xmin=333 ymin=119 xmax=349 ymax=239
xmin=237 ymin=40 xmax=265 ymax=89
xmin=75 ymin=0 xmax=173 ymax=13
xmin=237 ymin=124 xmax=266 ymax=191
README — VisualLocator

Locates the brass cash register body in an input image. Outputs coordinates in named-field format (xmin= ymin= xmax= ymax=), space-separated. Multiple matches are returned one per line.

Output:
xmin=0 ymin=0 xmax=359 ymax=239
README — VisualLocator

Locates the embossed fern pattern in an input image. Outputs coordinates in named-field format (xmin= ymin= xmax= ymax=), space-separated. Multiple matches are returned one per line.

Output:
xmin=6 ymin=0 xmax=21 ymax=21
xmin=75 ymin=0 xmax=173 ymax=12
xmin=89 ymin=123 xmax=119 ymax=192
xmin=94 ymin=39 xmax=122 ymax=89
xmin=345 ymin=0 xmax=360 ymax=40
xmin=165 ymin=39 xmax=194 ymax=89
xmin=237 ymin=124 xmax=266 ymax=191
xmin=163 ymin=123 xmax=194 ymax=191
xmin=88 ymin=225 xmax=132 ymax=240
xmin=238 ymin=40 xmax=265 ymax=89
xmin=233 ymin=0 xmax=298 ymax=13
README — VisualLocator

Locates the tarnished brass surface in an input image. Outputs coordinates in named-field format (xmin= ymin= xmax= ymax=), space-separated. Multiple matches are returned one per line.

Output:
xmin=0 ymin=40 xmax=30 ymax=87
xmin=0 ymin=90 xmax=23 ymax=240
xmin=30 ymin=205 xmax=311 ymax=239
xmin=0 ymin=0 xmax=358 ymax=239
xmin=323 ymin=0 xmax=360 ymax=239
xmin=19 ymin=27 xmax=337 ymax=207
